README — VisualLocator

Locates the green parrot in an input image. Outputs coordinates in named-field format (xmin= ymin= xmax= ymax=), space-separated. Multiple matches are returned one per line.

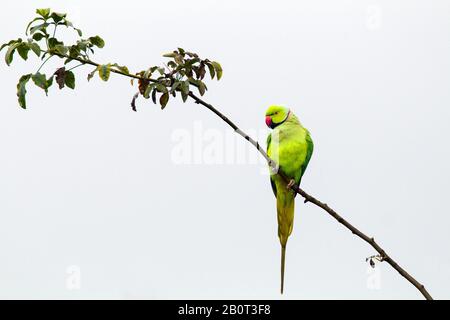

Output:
xmin=265 ymin=105 xmax=314 ymax=294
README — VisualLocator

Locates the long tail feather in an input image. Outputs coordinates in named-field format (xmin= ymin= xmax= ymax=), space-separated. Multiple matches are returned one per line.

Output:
xmin=281 ymin=244 xmax=286 ymax=294
xmin=276 ymin=187 xmax=295 ymax=294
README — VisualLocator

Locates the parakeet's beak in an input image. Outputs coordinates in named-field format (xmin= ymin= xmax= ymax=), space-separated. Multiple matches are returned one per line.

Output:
xmin=265 ymin=116 xmax=273 ymax=128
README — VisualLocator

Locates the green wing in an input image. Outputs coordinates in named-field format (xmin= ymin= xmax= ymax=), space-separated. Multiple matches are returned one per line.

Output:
xmin=299 ymin=130 xmax=314 ymax=181
xmin=267 ymin=133 xmax=277 ymax=197
xmin=267 ymin=130 xmax=313 ymax=197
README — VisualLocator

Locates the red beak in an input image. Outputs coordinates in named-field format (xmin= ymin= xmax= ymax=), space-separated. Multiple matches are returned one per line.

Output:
xmin=265 ymin=116 xmax=272 ymax=128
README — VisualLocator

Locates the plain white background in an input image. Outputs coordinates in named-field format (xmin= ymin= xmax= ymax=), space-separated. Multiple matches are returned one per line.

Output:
xmin=0 ymin=0 xmax=449 ymax=299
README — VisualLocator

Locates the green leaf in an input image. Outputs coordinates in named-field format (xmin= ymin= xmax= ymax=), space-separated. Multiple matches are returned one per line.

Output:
xmin=5 ymin=41 xmax=22 ymax=66
xmin=1 ymin=40 xmax=17 ymax=52
xmin=54 ymin=45 xmax=68 ymax=55
xmin=185 ymin=66 xmax=193 ymax=78
xmin=181 ymin=80 xmax=190 ymax=95
xmin=89 ymin=36 xmax=105 ymax=48
xmin=51 ymin=12 xmax=67 ymax=24
xmin=118 ymin=66 xmax=129 ymax=74
xmin=32 ymin=32 xmax=46 ymax=41
xmin=16 ymin=74 xmax=32 ymax=109
xmin=28 ymin=42 xmax=41 ymax=57
xmin=151 ymin=88 xmax=157 ymax=104
xmin=26 ymin=17 xmax=44 ymax=35
xmin=143 ymin=68 xmax=152 ymax=79
xmin=174 ymin=54 xmax=184 ymax=65
xmin=29 ymin=23 xmax=49 ymax=35
xmin=170 ymin=81 xmax=181 ymax=93
xmin=157 ymin=67 xmax=165 ymax=75
xmin=36 ymin=8 xmax=51 ymax=19
xmin=163 ymin=52 xmax=177 ymax=58
xmin=17 ymin=43 xmax=30 ymax=60
xmin=185 ymin=52 xmax=198 ymax=58
xmin=63 ymin=20 xmax=80 ymax=36
xmin=181 ymin=91 xmax=188 ymax=102
xmin=131 ymin=92 xmax=139 ymax=111
xmin=185 ymin=57 xmax=200 ymax=67
xmin=87 ymin=68 xmax=96 ymax=81
xmin=69 ymin=45 xmax=80 ymax=58
xmin=65 ymin=71 xmax=75 ymax=89
xmin=46 ymin=76 xmax=53 ymax=91
xmin=98 ymin=64 xmax=111 ymax=81
xmin=143 ymin=83 xmax=153 ymax=99
xmin=48 ymin=37 xmax=63 ymax=49
xmin=76 ymin=40 xmax=88 ymax=52
xmin=32 ymin=72 xmax=47 ymax=90
xmin=211 ymin=61 xmax=222 ymax=80
xmin=167 ymin=61 xmax=176 ymax=70
xmin=155 ymin=83 xmax=168 ymax=93
xmin=32 ymin=72 xmax=53 ymax=95
xmin=206 ymin=63 xmax=215 ymax=79
xmin=198 ymin=81 xmax=206 ymax=96
xmin=160 ymin=92 xmax=169 ymax=109
xmin=111 ymin=64 xmax=129 ymax=74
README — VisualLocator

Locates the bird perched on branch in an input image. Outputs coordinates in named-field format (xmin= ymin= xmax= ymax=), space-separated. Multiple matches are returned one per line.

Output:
xmin=265 ymin=105 xmax=314 ymax=294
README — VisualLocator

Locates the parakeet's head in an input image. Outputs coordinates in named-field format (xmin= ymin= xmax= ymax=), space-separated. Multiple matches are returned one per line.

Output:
xmin=265 ymin=105 xmax=290 ymax=129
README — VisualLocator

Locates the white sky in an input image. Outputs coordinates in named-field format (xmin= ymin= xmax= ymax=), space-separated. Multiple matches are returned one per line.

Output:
xmin=0 ymin=0 xmax=449 ymax=299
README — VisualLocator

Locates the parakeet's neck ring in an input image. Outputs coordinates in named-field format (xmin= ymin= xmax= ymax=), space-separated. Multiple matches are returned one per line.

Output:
xmin=283 ymin=110 xmax=291 ymax=123
xmin=274 ymin=110 xmax=290 ymax=128
xmin=266 ymin=109 xmax=291 ymax=129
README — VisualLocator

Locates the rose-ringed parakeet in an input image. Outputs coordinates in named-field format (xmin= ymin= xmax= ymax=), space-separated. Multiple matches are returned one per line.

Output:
xmin=265 ymin=105 xmax=314 ymax=294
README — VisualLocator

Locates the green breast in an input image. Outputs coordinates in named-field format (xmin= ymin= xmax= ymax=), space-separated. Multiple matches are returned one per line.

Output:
xmin=268 ymin=121 xmax=309 ymax=183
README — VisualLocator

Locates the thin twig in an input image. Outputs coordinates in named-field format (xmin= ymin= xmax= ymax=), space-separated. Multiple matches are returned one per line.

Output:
xmin=36 ymin=55 xmax=53 ymax=73
xmin=52 ymin=23 xmax=57 ymax=39
xmin=67 ymin=63 xmax=84 ymax=72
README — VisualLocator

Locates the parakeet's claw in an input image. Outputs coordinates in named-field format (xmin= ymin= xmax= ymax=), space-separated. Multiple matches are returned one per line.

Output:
xmin=286 ymin=179 xmax=296 ymax=190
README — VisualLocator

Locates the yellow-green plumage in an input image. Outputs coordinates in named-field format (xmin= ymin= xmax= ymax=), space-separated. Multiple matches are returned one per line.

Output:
xmin=266 ymin=105 xmax=313 ymax=294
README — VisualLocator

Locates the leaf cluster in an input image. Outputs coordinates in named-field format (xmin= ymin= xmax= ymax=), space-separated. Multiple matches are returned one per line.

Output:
xmin=1 ymin=8 xmax=223 ymax=111
xmin=131 ymin=48 xmax=222 ymax=110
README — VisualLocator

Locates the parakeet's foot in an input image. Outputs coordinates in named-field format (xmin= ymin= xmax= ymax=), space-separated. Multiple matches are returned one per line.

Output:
xmin=286 ymin=179 xmax=296 ymax=190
